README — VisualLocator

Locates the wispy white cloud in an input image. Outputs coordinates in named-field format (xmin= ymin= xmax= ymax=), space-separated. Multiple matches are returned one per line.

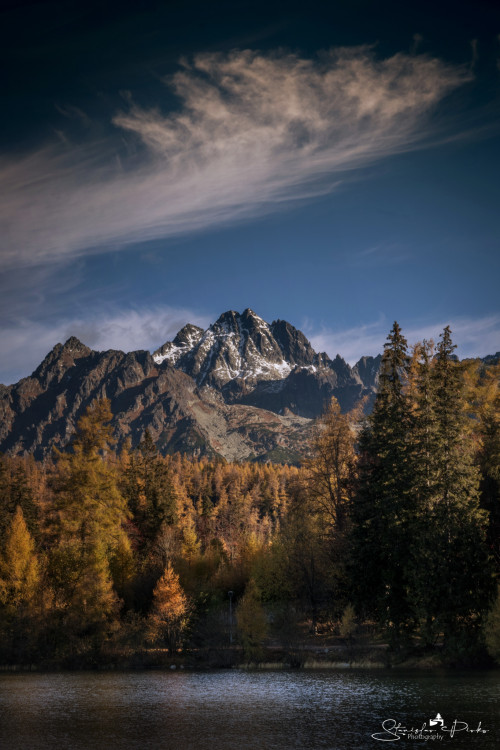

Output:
xmin=0 ymin=306 xmax=212 ymax=386
xmin=0 ymin=47 xmax=471 ymax=271
xmin=307 ymin=314 xmax=500 ymax=364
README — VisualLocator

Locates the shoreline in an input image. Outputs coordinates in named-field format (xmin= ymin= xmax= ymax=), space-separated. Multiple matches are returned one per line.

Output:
xmin=0 ymin=650 xmax=497 ymax=673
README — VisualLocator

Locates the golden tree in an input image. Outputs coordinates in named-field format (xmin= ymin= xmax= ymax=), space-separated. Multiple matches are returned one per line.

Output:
xmin=0 ymin=506 xmax=40 ymax=612
xmin=49 ymin=399 xmax=126 ymax=647
xmin=0 ymin=506 xmax=42 ymax=660
xmin=305 ymin=397 xmax=361 ymax=532
xmin=149 ymin=563 xmax=191 ymax=654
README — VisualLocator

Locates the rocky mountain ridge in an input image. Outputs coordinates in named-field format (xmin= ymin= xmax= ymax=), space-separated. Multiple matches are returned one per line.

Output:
xmin=153 ymin=309 xmax=381 ymax=417
xmin=0 ymin=308 xmax=382 ymax=463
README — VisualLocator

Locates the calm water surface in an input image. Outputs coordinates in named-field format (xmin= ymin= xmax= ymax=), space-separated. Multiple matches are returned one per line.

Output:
xmin=0 ymin=669 xmax=498 ymax=749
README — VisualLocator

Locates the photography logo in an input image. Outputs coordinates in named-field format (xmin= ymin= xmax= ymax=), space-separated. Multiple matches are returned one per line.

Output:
xmin=371 ymin=712 xmax=489 ymax=742
xmin=429 ymin=713 xmax=444 ymax=728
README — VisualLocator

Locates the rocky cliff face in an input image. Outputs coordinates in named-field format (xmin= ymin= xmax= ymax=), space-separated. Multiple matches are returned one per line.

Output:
xmin=153 ymin=308 xmax=379 ymax=415
xmin=1 ymin=309 xmax=380 ymax=462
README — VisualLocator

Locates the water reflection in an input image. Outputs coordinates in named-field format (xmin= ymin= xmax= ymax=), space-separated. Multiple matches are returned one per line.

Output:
xmin=0 ymin=670 xmax=498 ymax=749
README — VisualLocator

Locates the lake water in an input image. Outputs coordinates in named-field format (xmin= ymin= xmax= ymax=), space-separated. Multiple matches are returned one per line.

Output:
xmin=0 ymin=669 xmax=498 ymax=749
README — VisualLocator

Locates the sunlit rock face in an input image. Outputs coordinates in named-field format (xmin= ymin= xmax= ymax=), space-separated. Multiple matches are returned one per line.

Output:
xmin=1 ymin=309 xmax=382 ymax=462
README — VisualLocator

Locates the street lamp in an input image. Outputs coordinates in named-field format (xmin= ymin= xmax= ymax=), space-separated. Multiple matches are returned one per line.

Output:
xmin=228 ymin=590 xmax=234 ymax=645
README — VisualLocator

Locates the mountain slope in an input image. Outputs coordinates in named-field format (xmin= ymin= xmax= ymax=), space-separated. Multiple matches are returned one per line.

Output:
xmin=1 ymin=309 xmax=380 ymax=462
xmin=153 ymin=308 xmax=379 ymax=415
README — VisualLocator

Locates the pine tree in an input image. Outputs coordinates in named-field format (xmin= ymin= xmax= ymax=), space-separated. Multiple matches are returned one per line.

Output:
xmin=281 ymin=491 xmax=331 ymax=633
xmin=350 ymin=322 xmax=414 ymax=644
xmin=410 ymin=328 xmax=494 ymax=651
xmin=125 ymin=431 xmax=178 ymax=549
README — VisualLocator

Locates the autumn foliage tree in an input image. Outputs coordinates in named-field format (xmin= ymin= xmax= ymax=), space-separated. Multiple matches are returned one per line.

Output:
xmin=305 ymin=397 xmax=360 ymax=532
xmin=49 ymin=399 xmax=127 ymax=650
xmin=0 ymin=506 xmax=42 ymax=660
xmin=304 ymin=397 xmax=361 ymax=614
xmin=148 ymin=563 xmax=191 ymax=654
xmin=0 ymin=360 xmax=496 ymax=668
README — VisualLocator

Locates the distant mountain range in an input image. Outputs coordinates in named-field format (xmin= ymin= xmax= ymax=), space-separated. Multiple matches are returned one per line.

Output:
xmin=0 ymin=309 xmax=496 ymax=463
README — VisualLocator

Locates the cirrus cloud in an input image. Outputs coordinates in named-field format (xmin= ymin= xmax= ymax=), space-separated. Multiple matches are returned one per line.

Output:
xmin=0 ymin=47 xmax=472 ymax=271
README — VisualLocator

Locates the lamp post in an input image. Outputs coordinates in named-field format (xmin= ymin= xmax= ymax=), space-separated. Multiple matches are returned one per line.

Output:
xmin=228 ymin=590 xmax=234 ymax=645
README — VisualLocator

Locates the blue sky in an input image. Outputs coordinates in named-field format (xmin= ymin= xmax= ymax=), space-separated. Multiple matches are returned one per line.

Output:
xmin=1 ymin=0 xmax=499 ymax=384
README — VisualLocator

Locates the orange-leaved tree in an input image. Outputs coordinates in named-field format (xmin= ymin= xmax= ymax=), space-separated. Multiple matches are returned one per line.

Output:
xmin=148 ymin=563 xmax=191 ymax=654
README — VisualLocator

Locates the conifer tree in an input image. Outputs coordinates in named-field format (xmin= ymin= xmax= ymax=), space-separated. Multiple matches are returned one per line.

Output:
xmin=0 ymin=506 xmax=40 ymax=612
xmin=305 ymin=397 xmax=361 ymax=612
xmin=281 ymin=492 xmax=331 ymax=633
xmin=53 ymin=399 xmax=127 ymax=548
xmin=109 ymin=531 xmax=136 ymax=609
xmin=148 ymin=562 xmax=190 ymax=654
xmin=49 ymin=399 xmax=126 ymax=647
xmin=410 ymin=328 xmax=493 ymax=650
xmin=0 ymin=506 xmax=42 ymax=660
xmin=305 ymin=397 xmax=360 ymax=532
xmin=125 ymin=431 xmax=178 ymax=548
xmin=350 ymin=322 xmax=414 ymax=644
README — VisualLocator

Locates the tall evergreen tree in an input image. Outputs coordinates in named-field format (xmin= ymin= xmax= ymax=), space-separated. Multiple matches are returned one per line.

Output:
xmin=410 ymin=328 xmax=494 ymax=651
xmin=350 ymin=322 xmax=414 ymax=644
xmin=124 ymin=431 xmax=178 ymax=549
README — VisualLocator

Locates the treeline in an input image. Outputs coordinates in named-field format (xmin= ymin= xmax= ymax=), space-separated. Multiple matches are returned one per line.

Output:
xmin=0 ymin=324 xmax=499 ymax=667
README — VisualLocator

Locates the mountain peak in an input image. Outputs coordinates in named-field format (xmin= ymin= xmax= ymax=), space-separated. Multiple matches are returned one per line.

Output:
xmin=30 ymin=336 xmax=92 ymax=387
xmin=153 ymin=323 xmax=204 ymax=366
xmin=153 ymin=308 xmax=380 ymax=403
xmin=173 ymin=323 xmax=204 ymax=347
xmin=0 ymin=307 xmax=385 ymax=461
xmin=213 ymin=309 xmax=240 ymax=330
xmin=61 ymin=336 xmax=91 ymax=354
xmin=270 ymin=319 xmax=316 ymax=366
xmin=242 ymin=307 xmax=263 ymax=321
